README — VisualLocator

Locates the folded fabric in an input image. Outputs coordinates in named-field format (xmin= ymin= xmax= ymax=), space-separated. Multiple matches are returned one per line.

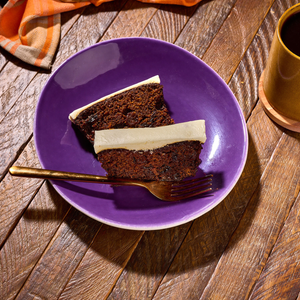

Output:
xmin=0 ymin=0 xmax=201 ymax=69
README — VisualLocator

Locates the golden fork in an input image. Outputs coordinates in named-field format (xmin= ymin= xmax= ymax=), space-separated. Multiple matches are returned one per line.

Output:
xmin=9 ymin=166 xmax=213 ymax=201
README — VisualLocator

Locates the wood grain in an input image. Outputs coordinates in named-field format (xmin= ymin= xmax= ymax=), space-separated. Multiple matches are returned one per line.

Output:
xmin=58 ymin=5 xmax=202 ymax=299
xmin=14 ymin=207 xmax=100 ymax=300
xmin=0 ymin=61 xmax=38 ymax=124
xmin=202 ymin=0 xmax=275 ymax=81
xmin=0 ymin=139 xmax=43 ymax=246
xmin=0 ymin=72 xmax=48 ymax=179
xmin=110 ymin=0 xmax=287 ymax=298
xmin=106 ymin=0 xmax=285 ymax=298
xmin=0 ymin=49 xmax=8 ymax=73
xmin=0 ymin=181 xmax=70 ymax=300
xmin=49 ymin=3 xmax=206 ymax=299
xmin=199 ymin=132 xmax=300 ymax=300
xmin=60 ymin=6 xmax=87 ymax=38
xmin=107 ymin=225 xmax=192 ymax=299
xmin=57 ymin=0 xmax=128 ymax=57
xmin=141 ymin=4 xmax=197 ymax=42
xmin=228 ymin=19 xmax=273 ymax=120
xmin=101 ymin=0 xmax=159 ymax=41
xmin=59 ymin=225 xmax=143 ymax=300
xmin=250 ymin=184 xmax=300 ymax=299
xmin=175 ymin=0 xmax=237 ymax=58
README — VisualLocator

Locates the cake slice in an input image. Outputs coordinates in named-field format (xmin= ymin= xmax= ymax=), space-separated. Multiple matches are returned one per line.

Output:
xmin=69 ymin=76 xmax=174 ymax=143
xmin=94 ymin=120 xmax=206 ymax=181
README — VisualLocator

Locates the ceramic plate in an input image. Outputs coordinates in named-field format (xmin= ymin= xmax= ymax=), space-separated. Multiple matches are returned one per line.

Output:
xmin=34 ymin=37 xmax=248 ymax=230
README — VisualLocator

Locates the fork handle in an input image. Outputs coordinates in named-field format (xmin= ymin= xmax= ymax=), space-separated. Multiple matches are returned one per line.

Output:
xmin=9 ymin=166 xmax=143 ymax=186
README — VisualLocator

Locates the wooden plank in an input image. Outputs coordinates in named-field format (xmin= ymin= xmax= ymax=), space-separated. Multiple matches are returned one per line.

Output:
xmin=228 ymin=0 xmax=298 ymax=120
xmin=0 ymin=0 xmax=126 ymax=179
xmin=60 ymin=7 xmax=86 ymax=38
xmin=228 ymin=22 xmax=271 ymax=120
xmin=55 ymin=0 xmax=128 ymax=60
xmin=201 ymin=0 xmax=275 ymax=81
xmin=59 ymin=225 xmax=143 ymax=300
xmin=0 ymin=61 xmax=38 ymax=124
xmin=101 ymin=0 xmax=159 ymax=41
xmin=199 ymin=132 xmax=300 ymax=300
xmin=140 ymin=4 xmax=197 ymax=42
xmin=249 ymin=186 xmax=300 ymax=300
xmin=107 ymin=225 xmax=192 ymax=299
xmin=175 ymin=0 xmax=238 ymax=58
xmin=14 ymin=207 xmax=101 ymax=300
xmin=0 ymin=70 xmax=50 ymax=180
xmin=0 ymin=181 xmax=70 ymax=300
xmin=0 ymin=139 xmax=43 ymax=246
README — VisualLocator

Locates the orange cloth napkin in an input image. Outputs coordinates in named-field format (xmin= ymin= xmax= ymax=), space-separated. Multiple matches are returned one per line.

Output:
xmin=0 ymin=0 xmax=200 ymax=69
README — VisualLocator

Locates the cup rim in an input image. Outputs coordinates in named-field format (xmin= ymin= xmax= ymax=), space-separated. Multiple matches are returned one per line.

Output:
xmin=276 ymin=3 xmax=300 ymax=60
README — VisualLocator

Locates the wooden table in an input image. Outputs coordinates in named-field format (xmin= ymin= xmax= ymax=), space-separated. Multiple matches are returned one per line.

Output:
xmin=1 ymin=0 xmax=300 ymax=299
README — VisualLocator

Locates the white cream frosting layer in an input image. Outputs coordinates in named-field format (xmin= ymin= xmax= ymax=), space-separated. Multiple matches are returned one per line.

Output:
xmin=69 ymin=75 xmax=160 ymax=121
xmin=94 ymin=120 xmax=206 ymax=154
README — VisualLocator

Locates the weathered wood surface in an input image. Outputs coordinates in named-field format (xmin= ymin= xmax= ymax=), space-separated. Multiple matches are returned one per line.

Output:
xmin=1 ymin=0 xmax=300 ymax=299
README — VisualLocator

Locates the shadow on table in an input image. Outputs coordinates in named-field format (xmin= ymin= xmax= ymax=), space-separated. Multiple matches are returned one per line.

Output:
xmin=92 ymin=133 xmax=259 ymax=298
xmin=88 ymin=131 xmax=261 ymax=268
xmin=22 ymin=134 xmax=260 ymax=292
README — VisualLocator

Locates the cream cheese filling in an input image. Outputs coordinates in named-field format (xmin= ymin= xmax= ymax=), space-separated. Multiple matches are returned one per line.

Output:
xmin=94 ymin=120 xmax=206 ymax=154
xmin=69 ymin=75 xmax=160 ymax=121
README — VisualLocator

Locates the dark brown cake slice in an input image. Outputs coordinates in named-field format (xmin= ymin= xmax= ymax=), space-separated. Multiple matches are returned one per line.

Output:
xmin=93 ymin=120 xmax=206 ymax=181
xmin=69 ymin=76 xmax=174 ymax=143
xmin=97 ymin=141 xmax=203 ymax=181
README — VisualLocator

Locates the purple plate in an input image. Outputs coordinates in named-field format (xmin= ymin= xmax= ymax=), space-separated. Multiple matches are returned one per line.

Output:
xmin=34 ymin=37 xmax=248 ymax=230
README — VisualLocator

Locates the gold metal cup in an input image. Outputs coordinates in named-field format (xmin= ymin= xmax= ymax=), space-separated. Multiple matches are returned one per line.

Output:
xmin=259 ymin=3 xmax=300 ymax=132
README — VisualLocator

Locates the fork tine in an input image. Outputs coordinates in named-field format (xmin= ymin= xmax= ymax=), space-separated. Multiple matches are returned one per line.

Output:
xmin=171 ymin=174 xmax=213 ymax=192
xmin=171 ymin=182 xmax=213 ymax=197
xmin=171 ymin=188 xmax=212 ymax=201
xmin=170 ymin=174 xmax=213 ymax=201
xmin=170 ymin=185 xmax=213 ymax=201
